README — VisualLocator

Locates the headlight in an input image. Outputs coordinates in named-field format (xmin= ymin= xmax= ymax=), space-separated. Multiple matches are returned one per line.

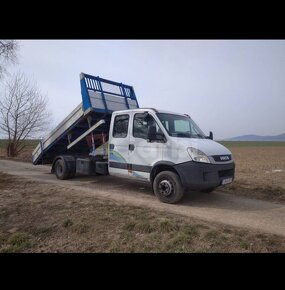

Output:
xmin=187 ymin=147 xmax=210 ymax=163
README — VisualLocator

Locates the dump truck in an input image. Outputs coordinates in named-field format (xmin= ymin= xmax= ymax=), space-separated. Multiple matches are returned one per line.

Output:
xmin=32 ymin=73 xmax=235 ymax=204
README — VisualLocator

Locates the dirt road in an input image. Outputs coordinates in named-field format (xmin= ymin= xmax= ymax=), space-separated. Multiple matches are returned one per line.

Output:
xmin=1 ymin=159 xmax=285 ymax=237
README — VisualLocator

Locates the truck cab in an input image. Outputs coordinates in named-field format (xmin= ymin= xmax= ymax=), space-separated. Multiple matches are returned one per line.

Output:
xmin=108 ymin=108 xmax=235 ymax=203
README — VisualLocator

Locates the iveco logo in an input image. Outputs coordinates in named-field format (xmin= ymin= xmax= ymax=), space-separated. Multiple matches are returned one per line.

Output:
xmin=220 ymin=156 xmax=230 ymax=161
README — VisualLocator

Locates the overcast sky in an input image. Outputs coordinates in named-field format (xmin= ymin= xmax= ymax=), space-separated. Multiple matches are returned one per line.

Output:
xmin=6 ymin=40 xmax=285 ymax=139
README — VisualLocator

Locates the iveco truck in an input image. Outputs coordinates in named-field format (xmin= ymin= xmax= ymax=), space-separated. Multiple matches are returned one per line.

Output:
xmin=32 ymin=73 xmax=235 ymax=204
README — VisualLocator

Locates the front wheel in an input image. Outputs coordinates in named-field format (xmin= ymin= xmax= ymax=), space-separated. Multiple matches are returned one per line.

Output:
xmin=153 ymin=171 xmax=184 ymax=204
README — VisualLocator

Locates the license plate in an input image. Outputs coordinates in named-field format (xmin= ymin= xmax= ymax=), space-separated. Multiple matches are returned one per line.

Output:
xmin=222 ymin=178 xmax=233 ymax=185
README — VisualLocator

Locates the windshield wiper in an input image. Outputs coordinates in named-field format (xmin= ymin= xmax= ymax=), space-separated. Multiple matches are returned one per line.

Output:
xmin=171 ymin=132 xmax=205 ymax=138
xmin=195 ymin=133 xmax=205 ymax=139
xmin=172 ymin=132 xmax=191 ymax=138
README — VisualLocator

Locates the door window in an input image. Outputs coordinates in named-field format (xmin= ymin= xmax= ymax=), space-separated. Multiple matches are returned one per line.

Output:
xmin=113 ymin=114 xmax=129 ymax=138
xmin=133 ymin=113 xmax=164 ymax=140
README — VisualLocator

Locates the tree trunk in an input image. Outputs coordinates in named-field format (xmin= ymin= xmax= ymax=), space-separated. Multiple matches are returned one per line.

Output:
xmin=7 ymin=141 xmax=17 ymax=157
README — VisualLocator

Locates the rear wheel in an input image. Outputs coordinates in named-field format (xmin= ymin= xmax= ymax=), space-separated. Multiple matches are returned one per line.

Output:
xmin=153 ymin=171 xmax=184 ymax=204
xmin=55 ymin=159 xmax=70 ymax=180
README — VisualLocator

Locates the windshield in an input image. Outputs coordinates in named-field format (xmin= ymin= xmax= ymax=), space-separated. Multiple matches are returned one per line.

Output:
xmin=156 ymin=113 xmax=206 ymax=138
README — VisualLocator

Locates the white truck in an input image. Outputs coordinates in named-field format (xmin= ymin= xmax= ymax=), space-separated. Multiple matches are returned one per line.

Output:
xmin=32 ymin=73 xmax=235 ymax=204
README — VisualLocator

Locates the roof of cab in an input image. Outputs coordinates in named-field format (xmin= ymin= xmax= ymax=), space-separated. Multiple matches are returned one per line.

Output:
xmin=112 ymin=108 xmax=189 ymax=117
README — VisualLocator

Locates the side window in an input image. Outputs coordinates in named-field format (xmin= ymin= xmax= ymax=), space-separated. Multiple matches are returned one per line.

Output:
xmin=133 ymin=113 xmax=163 ymax=139
xmin=113 ymin=114 xmax=129 ymax=138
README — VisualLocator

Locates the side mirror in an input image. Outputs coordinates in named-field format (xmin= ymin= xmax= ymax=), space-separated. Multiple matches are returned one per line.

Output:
xmin=209 ymin=131 xmax=213 ymax=140
xmin=147 ymin=125 xmax=157 ymax=141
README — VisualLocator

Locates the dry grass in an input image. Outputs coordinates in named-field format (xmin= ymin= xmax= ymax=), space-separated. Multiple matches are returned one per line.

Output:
xmin=0 ymin=171 xmax=284 ymax=253
xmin=0 ymin=139 xmax=38 ymax=163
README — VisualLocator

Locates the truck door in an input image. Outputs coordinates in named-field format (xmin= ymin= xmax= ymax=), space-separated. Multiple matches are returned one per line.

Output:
xmin=129 ymin=112 xmax=165 ymax=181
xmin=108 ymin=113 xmax=130 ymax=177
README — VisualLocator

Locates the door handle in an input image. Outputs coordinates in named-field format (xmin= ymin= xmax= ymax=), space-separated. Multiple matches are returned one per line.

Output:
xmin=129 ymin=144 xmax=135 ymax=151
xmin=109 ymin=144 xmax=115 ymax=150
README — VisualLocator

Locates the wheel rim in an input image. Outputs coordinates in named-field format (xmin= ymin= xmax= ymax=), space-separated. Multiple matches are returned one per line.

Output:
xmin=158 ymin=179 xmax=173 ymax=197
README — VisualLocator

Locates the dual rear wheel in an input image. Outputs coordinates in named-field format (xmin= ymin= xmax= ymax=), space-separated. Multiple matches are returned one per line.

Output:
xmin=54 ymin=159 xmax=76 ymax=180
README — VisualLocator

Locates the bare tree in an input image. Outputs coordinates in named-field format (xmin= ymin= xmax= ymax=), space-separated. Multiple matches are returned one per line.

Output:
xmin=0 ymin=72 xmax=50 ymax=157
xmin=0 ymin=40 xmax=19 ymax=79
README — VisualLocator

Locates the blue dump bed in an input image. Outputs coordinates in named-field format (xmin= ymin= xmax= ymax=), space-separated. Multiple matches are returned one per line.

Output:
xmin=32 ymin=73 xmax=139 ymax=165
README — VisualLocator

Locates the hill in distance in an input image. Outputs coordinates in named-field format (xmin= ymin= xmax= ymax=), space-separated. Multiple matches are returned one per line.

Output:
xmin=224 ymin=133 xmax=285 ymax=141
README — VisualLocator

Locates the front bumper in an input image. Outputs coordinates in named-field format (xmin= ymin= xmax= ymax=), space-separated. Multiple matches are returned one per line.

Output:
xmin=174 ymin=161 xmax=235 ymax=190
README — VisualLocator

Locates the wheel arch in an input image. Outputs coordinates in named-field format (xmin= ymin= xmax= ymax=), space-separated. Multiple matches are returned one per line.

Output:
xmin=150 ymin=161 xmax=180 ymax=184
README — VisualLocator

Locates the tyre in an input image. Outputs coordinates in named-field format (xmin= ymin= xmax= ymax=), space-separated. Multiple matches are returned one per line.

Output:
xmin=54 ymin=159 xmax=70 ymax=180
xmin=200 ymin=187 xmax=216 ymax=193
xmin=153 ymin=171 xmax=184 ymax=204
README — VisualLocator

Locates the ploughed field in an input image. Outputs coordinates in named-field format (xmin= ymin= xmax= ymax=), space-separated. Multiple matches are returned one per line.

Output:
xmin=219 ymin=141 xmax=285 ymax=202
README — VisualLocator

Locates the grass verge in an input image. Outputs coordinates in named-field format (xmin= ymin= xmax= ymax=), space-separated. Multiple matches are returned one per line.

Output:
xmin=0 ymin=171 xmax=284 ymax=253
